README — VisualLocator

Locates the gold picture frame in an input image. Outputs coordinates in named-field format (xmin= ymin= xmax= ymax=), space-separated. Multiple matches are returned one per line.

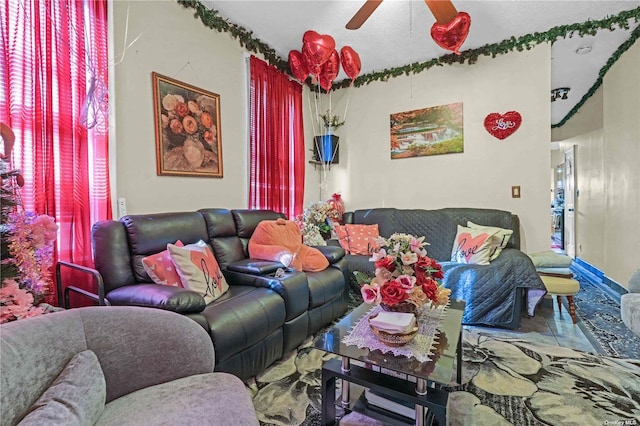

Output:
xmin=152 ymin=72 xmax=223 ymax=177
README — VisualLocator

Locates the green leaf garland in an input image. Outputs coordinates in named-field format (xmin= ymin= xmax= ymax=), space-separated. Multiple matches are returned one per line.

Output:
xmin=178 ymin=1 xmax=640 ymax=127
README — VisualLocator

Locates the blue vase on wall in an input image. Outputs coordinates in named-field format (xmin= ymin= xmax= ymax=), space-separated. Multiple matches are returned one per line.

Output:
xmin=313 ymin=135 xmax=339 ymax=164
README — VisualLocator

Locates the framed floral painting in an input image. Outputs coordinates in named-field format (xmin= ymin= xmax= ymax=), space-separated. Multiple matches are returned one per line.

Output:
xmin=152 ymin=72 xmax=223 ymax=177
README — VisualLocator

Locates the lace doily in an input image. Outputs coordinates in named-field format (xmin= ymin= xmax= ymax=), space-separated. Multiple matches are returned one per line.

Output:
xmin=341 ymin=303 xmax=449 ymax=363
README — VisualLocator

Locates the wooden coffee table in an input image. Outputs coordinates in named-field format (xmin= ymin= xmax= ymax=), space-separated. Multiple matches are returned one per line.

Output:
xmin=313 ymin=300 xmax=465 ymax=426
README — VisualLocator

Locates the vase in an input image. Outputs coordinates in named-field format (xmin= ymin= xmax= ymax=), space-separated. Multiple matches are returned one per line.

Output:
xmin=380 ymin=302 xmax=417 ymax=315
xmin=313 ymin=135 xmax=339 ymax=164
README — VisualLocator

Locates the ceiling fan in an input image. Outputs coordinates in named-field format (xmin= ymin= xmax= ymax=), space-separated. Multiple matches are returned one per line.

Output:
xmin=346 ymin=0 xmax=471 ymax=55
xmin=346 ymin=0 xmax=459 ymax=30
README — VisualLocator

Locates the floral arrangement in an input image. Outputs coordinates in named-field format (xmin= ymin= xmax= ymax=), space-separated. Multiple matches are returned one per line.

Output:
xmin=0 ymin=279 xmax=47 ymax=323
xmin=294 ymin=194 xmax=344 ymax=246
xmin=359 ymin=233 xmax=450 ymax=310
xmin=319 ymin=111 xmax=345 ymax=132
xmin=1 ymin=211 xmax=57 ymax=323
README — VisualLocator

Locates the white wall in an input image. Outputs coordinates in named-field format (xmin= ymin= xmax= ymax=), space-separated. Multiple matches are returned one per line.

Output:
xmin=551 ymin=87 xmax=603 ymax=142
xmin=554 ymin=41 xmax=640 ymax=288
xmin=307 ymin=45 xmax=552 ymax=253
xmin=112 ymin=0 xmax=249 ymax=215
xmin=602 ymin=41 xmax=640 ymax=287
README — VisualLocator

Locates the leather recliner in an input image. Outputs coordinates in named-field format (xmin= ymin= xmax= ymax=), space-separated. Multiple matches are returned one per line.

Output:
xmin=57 ymin=209 xmax=349 ymax=381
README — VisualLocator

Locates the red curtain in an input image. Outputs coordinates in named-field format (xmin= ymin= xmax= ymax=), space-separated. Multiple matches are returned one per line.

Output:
xmin=249 ymin=56 xmax=305 ymax=219
xmin=1 ymin=0 xmax=111 ymax=305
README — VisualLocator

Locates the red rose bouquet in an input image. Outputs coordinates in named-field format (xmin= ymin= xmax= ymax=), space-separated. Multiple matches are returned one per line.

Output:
xmin=359 ymin=233 xmax=450 ymax=310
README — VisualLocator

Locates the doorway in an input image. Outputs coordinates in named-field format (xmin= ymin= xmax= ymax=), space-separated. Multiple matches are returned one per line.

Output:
xmin=550 ymin=145 xmax=576 ymax=256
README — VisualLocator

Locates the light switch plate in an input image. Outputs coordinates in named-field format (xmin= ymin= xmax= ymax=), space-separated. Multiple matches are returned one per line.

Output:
xmin=511 ymin=186 xmax=521 ymax=198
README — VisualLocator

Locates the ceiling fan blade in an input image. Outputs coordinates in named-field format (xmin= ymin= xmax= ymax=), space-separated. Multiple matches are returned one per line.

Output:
xmin=346 ymin=0 xmax=384 ymax=30
xmin=424 ymin=0 xmax=458 ymax=24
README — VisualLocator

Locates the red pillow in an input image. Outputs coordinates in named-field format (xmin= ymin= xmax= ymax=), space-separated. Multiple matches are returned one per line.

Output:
xmin=345 ymin=224 xmax=380 ymax=256
xmin=142 ymin=240 xmax=184 ymax=287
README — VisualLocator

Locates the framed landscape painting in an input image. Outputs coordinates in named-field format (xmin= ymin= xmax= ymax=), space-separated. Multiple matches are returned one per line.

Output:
xmin=390 ymin=102 xmax=463 ymax=159
xmin=152 ymin=72 xmax=223 ymax=177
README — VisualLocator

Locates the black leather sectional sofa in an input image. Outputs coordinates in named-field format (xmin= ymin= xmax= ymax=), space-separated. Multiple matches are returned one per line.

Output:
xmin=57 ymin=209 xmax=349 ymax=381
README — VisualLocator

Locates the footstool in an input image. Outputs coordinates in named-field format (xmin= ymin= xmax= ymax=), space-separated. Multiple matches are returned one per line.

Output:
xmin=540 ymin=275 xmax=580 ymax=324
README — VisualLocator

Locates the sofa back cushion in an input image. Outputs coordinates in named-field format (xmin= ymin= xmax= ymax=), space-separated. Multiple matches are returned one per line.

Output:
xmin=92 ymin=220 xmax=137 ymax=293
xmin=198 ymin=209 xmax=243 ymax=271
xmin=232 ymin=209 xmax=286 ymax=254
xmin=121 ymin=212 xmax=209 ymax=284
xmin=348 ymin=207 xmax=520 ymax=262
xmin=198 ymin=209 xmax=285 ymax=270
xmin=391 ymin=209 xmax=455 ymax=261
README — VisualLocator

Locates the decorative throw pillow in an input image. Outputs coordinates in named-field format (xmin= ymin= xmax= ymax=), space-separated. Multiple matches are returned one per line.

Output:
xmin=334 ymin=225 xmax=350 ymax=253
xmin=345 ymin=224 xmax=380 ymax=256
xmin=527 ymin=250 xmax=573 ymax=268
xmin=248 ymin=218 xmax=329 ymax=272
xmin=451 ymin=225 xmax=499 ymax=265
xmin=142 ymin=240 xmax=184 ymax=287
xmin=467 ymin=221 xmax=514 ymax=261
xmin=168 ymin=240 xmax=229 ymax=304
xmin=19 ymin=350 xmax=106 ymax=425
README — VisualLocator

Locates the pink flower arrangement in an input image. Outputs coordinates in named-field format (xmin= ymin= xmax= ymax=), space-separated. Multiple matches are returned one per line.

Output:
xmin=360 ymin=233 xmax=450 ymax=309
xmin=1 ymin=211 xmax=57 ymax=323
xmin=4 ymin=211 xmax=57 ymax=294
xmin=0 ymin=279 xmax=46 ymax=323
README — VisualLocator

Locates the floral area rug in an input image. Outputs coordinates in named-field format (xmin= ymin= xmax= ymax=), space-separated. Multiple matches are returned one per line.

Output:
xmin=569 ymin=270 xmax=640 ymax=359
xmin=246 ymin=332 xmax=640 ymax=426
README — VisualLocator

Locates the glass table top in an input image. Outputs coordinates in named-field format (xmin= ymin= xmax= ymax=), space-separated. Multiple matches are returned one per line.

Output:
xmin=313 ymin=300 xmax=465 ymax=385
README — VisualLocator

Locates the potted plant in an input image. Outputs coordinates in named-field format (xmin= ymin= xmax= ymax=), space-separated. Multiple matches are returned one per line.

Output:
xmin=314 ymin=111 xmax=345 ymax=164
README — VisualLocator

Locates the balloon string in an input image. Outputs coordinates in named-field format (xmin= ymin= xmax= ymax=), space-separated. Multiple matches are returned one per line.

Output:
xmin=342 ymin=85 xmax=352 ymax=124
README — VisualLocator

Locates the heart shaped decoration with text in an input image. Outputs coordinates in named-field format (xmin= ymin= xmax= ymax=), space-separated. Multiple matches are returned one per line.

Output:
xmin=430 ymin=12 xmax=471 ymax=54
xmin=484 ymin=111 xmax=522 ymax=140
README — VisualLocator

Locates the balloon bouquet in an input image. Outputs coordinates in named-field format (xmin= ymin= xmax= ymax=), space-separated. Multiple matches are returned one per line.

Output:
xmin=288 ymin=31 xmax=362 ymax=199
xmin=288 ymin=30 xmax=361 ymax=91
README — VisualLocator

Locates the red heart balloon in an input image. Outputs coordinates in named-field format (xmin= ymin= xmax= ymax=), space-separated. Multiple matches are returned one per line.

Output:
xmin=340 ymin=46 xmax=361 ymax=81
xmin=430 ymin=11 xmax=471 ymax=55
xmin=484 ymin=111 xmax=522 ymax=140
xmin=322 ymin=50 xmax=340 ymax=82
xmin=288 ymin=50 xmax=309 ymax=82
xmin=319 ymin=74 xmax=332 ymax=92
xmin=302 ymin=30 xmax=335 ymax=75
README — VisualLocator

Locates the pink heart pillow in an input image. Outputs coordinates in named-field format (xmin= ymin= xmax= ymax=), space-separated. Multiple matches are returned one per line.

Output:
xmin=451 ymin=225 xmax=499 ymax=265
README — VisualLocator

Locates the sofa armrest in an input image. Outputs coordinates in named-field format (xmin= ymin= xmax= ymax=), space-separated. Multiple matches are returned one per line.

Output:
xmin=106 ymin=284 xmax=206 ymax=314
xmin=313 ymin=245 xmax=345 ymax=264
xmin=226 ymin=258 xmax=284 ymax=275
xmin=56 ymin=261 xmax=108 ymax=308
xmin=224 ymin=270 xmax=309 ymax=320
xmin=75 ymin=306 xmax=215 ymax=402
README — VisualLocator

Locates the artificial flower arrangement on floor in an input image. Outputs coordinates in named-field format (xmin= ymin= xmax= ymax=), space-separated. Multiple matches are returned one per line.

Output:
xmin=294 ymin=193 xmax=344 ymax=246
xmin=357 ymin=233 xmax=450 ymax=314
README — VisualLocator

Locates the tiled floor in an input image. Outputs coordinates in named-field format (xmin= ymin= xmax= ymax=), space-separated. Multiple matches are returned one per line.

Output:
xmin=465 ymin=296 xmax=597 ymax=354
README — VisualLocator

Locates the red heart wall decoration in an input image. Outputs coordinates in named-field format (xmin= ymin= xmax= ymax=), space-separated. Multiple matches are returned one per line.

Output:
xmin=484 ymin=111 xmax=522 ymax=140
xmin=430 ymin=11 xmax=471 ymax=54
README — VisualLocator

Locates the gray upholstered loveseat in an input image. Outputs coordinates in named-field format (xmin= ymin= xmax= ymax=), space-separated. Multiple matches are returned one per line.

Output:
xmin=0 ymin=306 xmax=259 ymax=426
xmin=340 ymin=207 xmax=546 ymax=329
